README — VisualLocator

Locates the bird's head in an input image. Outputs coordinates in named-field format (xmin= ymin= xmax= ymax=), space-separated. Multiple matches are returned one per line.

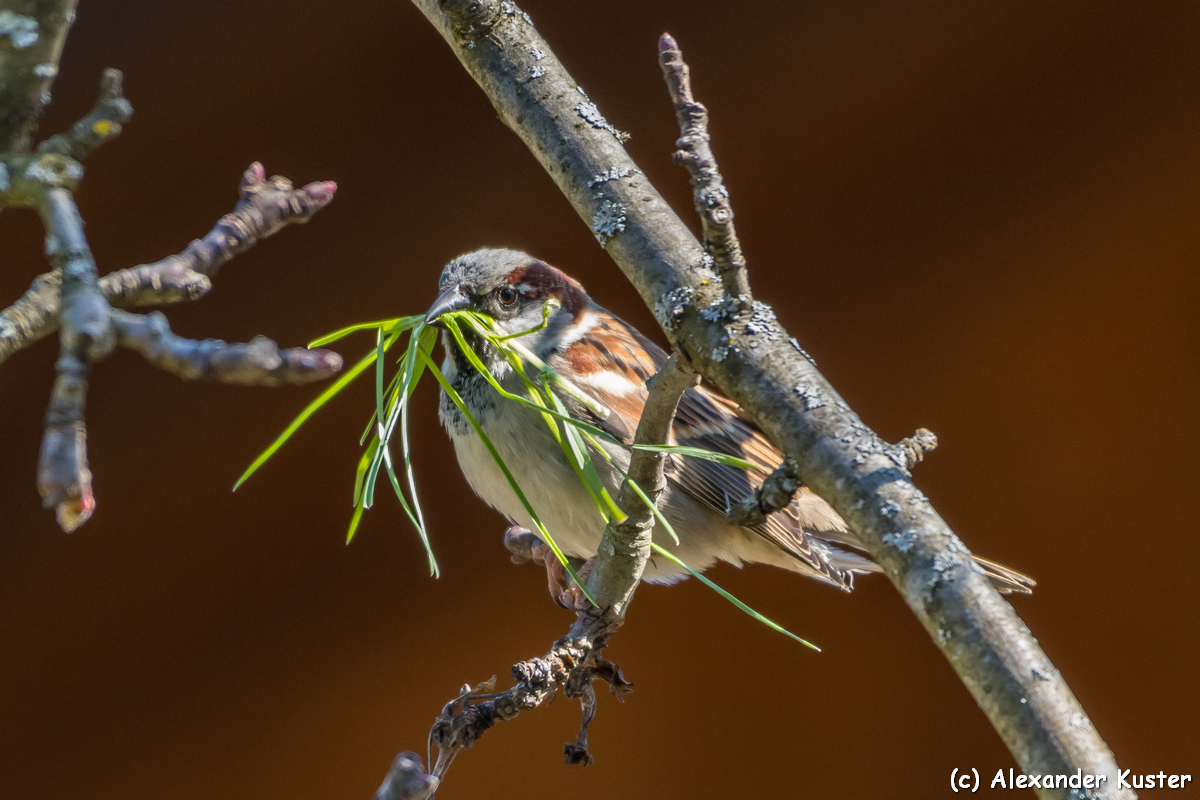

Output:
xmin=425 ymin=248 xmax=589 ymax=370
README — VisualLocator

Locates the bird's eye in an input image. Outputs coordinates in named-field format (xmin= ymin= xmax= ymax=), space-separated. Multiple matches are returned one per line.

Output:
xmin=498 ymin=286 xmax=519 ymax=307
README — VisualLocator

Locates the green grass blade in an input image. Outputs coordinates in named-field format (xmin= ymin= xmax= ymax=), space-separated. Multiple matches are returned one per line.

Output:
xmin=375 ymin=328 xmax=387 ymax=444
xmin=629 ymin=444 xmax=763 ymax=472
xmin=347 ymin=498 xmax=367 ymax=544
xmin=546 ymin=383 xmax=623 ymax=522
xmin=398 ymin=324 xmax=438 ymax=576
xmin=492 ymin=298 xmax=559 ymax=341
xmin=358 ymin=330 xmax=406 ymax=508
xmin=450 ymin=311 xmax=611 ymax=419
xmin=352 ymin=438 xmax=379 ymax=506
xmin=307 ymin=315 xmax=421 ymax=348
xmin=419 ymin=349 xmax=596 ymax=607
xmin=235 ymin=346 xmax=383 ymax=491
xmin=347 ymin=440 xmax=380 ymax=543
xmin=649 ymin=543 xmax=820 ymax=651
xmin=352 ymin=326 xmax=440 ymax=575
xmin=381 ymin=444 xmax=424 ymax=539
xmin=359 ymin=368 xmax=405 ymax=445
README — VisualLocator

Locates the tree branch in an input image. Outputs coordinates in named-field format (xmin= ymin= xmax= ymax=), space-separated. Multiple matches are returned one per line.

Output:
xmin=111 ymin=309 xmax=342 ymax=386
xmin=725 ymin=457 xmax=800 ymax=528
xmin=405 ymin=2 xmax=1133 ymax=797
xmin=36 ymin=67 xmax=132 ymax=160
xmin=573 ymin=353 xmax=697 ymax=627
xmin=657 ymin=33 xmax=749 ymax=299
xmin=376 ymin=353 xmax=694 ymax=795
xmin=1 ymin=49 xmax=341 ymax=532
xmin=0 ymin=161 xmax=337 ymax=364
xmin=0 ymin=0 xmax=78 ymax=153
xmin=35 ymin=171 xmax=111 ymax=531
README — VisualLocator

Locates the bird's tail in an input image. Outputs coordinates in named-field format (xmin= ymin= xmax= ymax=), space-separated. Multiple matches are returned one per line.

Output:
xmin=973 ymin=555 xmax=1036 ymax=594
xmin=818 ymin=536 xmax=1036 ymax=594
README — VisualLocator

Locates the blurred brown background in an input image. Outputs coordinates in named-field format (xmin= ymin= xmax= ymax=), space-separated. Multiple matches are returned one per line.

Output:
xmin=1 ymin=1 xmax=1197 ymax=797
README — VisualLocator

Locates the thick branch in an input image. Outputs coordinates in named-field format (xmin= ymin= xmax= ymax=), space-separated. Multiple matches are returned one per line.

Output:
xmin=0 ymin=0 xmax=78 ymax=153
xmin=111 ymin=309 xmax=342 ymax=386
xmin=410 ymin=3 xmax=1132 ymax=796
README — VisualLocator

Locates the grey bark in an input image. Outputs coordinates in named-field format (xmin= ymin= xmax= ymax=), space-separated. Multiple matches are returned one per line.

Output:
xmin=401 ymin=1 xmax=1134 ymax=798
xmin=657 ymin=33 xmax=750 ymax=299
xmin=0 ymin=0 xmax=78 ymax=153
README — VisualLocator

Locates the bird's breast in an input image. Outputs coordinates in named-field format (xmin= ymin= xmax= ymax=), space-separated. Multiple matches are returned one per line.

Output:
xmin=439 ymin=366 xmax=615 ymax=560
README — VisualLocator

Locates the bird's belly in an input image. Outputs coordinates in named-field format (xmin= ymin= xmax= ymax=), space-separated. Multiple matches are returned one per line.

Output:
xmin=447 ymin=406 xmax=610 ymax=560
xmin=446 ymin=408 xmax=750 ymax=585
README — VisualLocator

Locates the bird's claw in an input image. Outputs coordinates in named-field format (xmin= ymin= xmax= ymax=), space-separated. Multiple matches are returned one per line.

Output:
xmin=503 ymin=526 xmax=593 ymax=611
xmin=549 ymin=556 xmax=595 ymax=612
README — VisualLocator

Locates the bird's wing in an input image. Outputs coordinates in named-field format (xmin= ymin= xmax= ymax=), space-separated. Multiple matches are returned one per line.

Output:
xmin=668 ymin=383 xmax=861 ymax=589
xmin=549 ymin=308 xmax=1033 ymax=594
xmin=551 ymin=309 xmax=860 ymax=589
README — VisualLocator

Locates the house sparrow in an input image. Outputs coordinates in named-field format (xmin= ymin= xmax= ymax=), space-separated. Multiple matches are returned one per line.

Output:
xmin=427 ymin=247 xmax=1034 ymax=596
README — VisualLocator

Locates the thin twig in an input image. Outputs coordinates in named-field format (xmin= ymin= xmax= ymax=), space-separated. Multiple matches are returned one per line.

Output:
xmin=571 ymin=353 xmax=697 ymax=629
xmin=725 ymin=457 xmax=801 ymax=527
xmin=897 ymin=427 xmax=938 ymax=470
xmin=0 ymin=163 xmax=338 ymax=365
xmin=37 ymin=67 xmax=132 ymax=160
xmin=657 ymin=33 xmax=750 ymax=299
xmin=111 ymin=309 xmax=342 ymax=386
xmin=375 ymin=642 xmax=628 ymax=798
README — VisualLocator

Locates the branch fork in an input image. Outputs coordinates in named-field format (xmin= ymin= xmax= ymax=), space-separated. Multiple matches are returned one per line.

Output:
xmin=1 ymin=58 xmax=341 ymax=530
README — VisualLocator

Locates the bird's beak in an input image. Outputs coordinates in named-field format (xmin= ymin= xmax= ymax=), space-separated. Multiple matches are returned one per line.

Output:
xmin=425 ymin=286 xmax=471 ymax=327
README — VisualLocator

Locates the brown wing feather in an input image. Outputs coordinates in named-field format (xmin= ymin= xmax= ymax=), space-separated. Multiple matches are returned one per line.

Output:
xmin=552 ymin=309 xmax=855 ymax=588
xmin=548 ymin=307 xmax=1035 ymax=595
xmin=670 ymin=384 xmax=856 ymax=588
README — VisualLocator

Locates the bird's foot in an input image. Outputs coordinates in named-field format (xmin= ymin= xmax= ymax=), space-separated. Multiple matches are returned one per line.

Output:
xmin=503 ymin=525 xmax=544 ymax=564
xmin=503 ymin=526 xmax=593 ymax=611
xmin=550 ymin=556 xmax=595 ymax=612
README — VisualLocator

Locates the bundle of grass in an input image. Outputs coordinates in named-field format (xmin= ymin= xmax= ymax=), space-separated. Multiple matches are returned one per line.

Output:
xmin=236 ymin=303 xmax=816 ymax=649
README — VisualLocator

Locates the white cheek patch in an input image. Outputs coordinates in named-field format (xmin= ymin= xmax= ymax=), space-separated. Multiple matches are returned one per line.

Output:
xmin=575 ymin=369 xmax=644 ymax=396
